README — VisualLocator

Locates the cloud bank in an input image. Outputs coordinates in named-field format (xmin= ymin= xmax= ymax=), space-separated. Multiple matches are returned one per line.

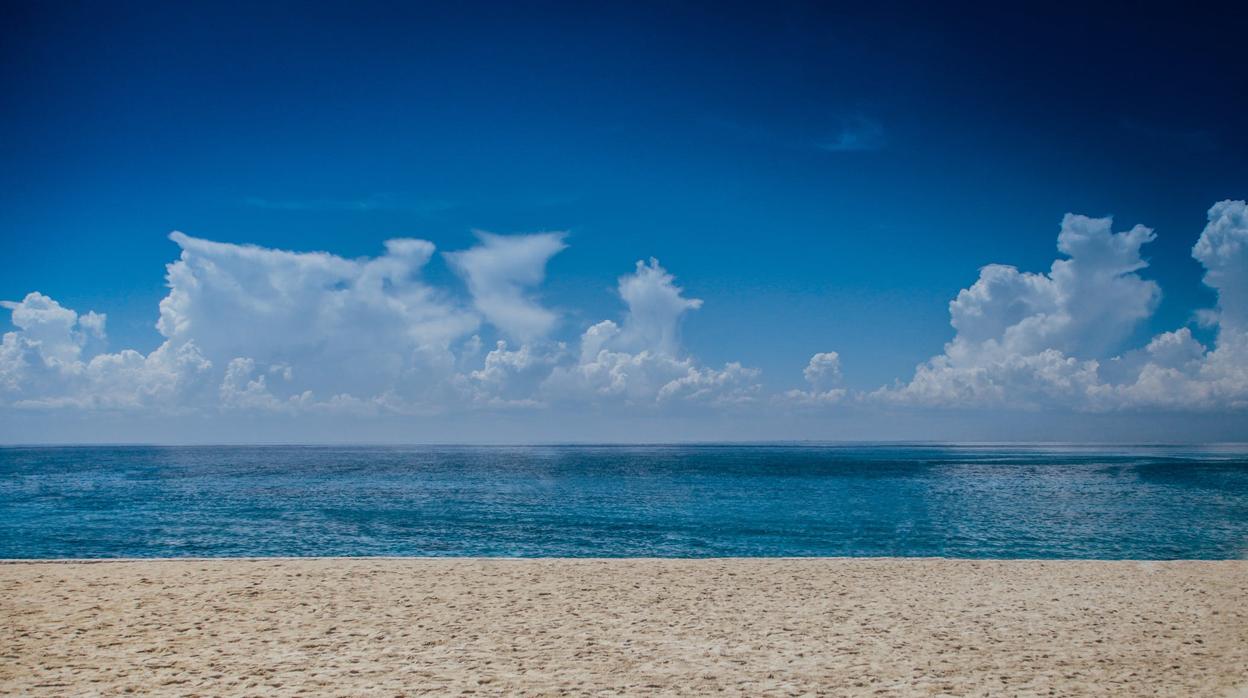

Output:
xmin=3 ymin=199 xmax=1247 ymax=434
xmin=1 ymin=232 xmax=757 ymax=416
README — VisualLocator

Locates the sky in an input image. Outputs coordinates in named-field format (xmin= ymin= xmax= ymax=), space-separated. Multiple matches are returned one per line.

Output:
xmin=2 ymin=1 xmax=1247 ymax=443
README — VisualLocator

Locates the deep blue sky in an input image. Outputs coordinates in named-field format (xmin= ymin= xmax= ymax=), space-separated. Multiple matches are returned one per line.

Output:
xmin=3 ymin=0 xmax=1246 ymax=392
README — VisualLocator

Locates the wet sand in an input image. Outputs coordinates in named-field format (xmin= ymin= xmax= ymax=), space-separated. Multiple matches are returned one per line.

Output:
xmin=2 ymin=558 xmax=1245 ymax=696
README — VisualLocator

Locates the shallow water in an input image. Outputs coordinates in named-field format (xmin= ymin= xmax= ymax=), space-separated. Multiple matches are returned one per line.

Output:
xmin=2 ymin=444 xmax=1246 ymax=559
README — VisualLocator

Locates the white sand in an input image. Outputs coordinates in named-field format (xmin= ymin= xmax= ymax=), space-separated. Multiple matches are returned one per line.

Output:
xmin=2 ymin=558 xmax=1245 ymax=696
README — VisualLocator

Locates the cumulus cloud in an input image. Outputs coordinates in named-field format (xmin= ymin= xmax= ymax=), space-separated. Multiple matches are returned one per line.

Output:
xmin=877 ymin=202 xmax=1248 ymax=411
xmin=0 ymin=291 xmax=212 ymax=409
xmin=1101 ymin=200 xmax=1248 ymax=410
xmin=1 ymin=233 xmax=756 ymax=416
xmin=950 ymin=214 xmax=1159 ymax=360
xmin=781 ymin=352 xmax=847 ymax=406
xmin=1192 ymin=200 xmax=1248 ymax=331
xmin=156 ymin=231 xmax=480 ymax=410
xmin=5 ymin=201 xmax=1245 ymax=422
xmin=458 ymin=340 xmax=563 ymax=408
xmin=2 ymin=232 xmax=490 ymax=412
xmin=614 ymin=259 xmax=703 ymax=355
xmin=543 ymin=259 xmax=759 ymax=406
xmin=444 ymin=231 xmax=567 ymax=342
xmin=874 ymin=214 xmax=1159 ymax=408
xmin=0 ymin=292 xmax=106 ymax=364
xmin=803 ymin=352 xmax=842 ymax=389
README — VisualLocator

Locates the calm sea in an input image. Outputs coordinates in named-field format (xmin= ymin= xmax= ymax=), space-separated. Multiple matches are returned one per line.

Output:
xmin=1 ymin=444 xmax=1246 ymax=559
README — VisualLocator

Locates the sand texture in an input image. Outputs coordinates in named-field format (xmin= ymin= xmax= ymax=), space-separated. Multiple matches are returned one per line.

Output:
xmin=2 ymin=558 xmax=1245 ymax=696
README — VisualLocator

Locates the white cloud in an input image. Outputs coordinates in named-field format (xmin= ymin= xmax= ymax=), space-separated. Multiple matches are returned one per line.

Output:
xmin=1192 ymin=199 xmax=1248 ymax=331
xmin=0 ymin=291 xmax=213 ymax=409
xmin=875 ymin=214 xmax=1159 ymax=408
xmin=80 ymin=342 xmax=213 ymax=410
xmin=0 ymin=292 xmax=101 ymax=365
xmin=1 ymin=234 xmax=756 ymax=416
xmin=155 ymin=231 xmax=478 ymax=410
xmin=614 ymin=258 xmax=703 ymax=356
xmin=219 ymin=357 xmax=285 ymax=411
xmin=1 ymin=233 xmax=486 ymax=412
xmin=1100 ymin=200 xmax=1248 ymax=410
xmin=4 ymin=201 xmax=1245 ymax=426
xmin=878 ymin=202 xmax=1248 ymax=411
xmin=545 ymin=340 xmax=760 ymax=407
xmin=656 ymin=361 xmax=760 ymax=405
xmin=543 ymin=259 xmax=759 ymax=407
xmin=803 ymin=352 xmax=842 ymax=389
xmin=459 ymin=340 xmax=563 ymax=408
xmin=444 ymin=231 xmax=567 ymax=342
xmin=948 ymin=214 xmax=1159 ymax=360
xmin=783 ymin=351 xmax=847 ymax=406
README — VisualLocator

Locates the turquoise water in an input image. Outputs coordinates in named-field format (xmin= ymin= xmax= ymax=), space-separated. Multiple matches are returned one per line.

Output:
xmin=1 ymin=444 xmax=1245 ymax=559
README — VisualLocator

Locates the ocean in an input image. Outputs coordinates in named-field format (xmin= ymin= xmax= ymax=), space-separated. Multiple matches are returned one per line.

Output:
xmin=2 ymin=444 xmax=1245 ymax=559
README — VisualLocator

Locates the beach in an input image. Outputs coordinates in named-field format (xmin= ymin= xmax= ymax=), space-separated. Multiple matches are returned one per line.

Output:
xmin=2 ymin=558 xmax=1245 ymax=696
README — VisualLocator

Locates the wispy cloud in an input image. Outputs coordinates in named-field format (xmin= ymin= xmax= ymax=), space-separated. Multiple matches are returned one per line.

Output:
xmin=818 ymin=116 xmax=886 ymax=152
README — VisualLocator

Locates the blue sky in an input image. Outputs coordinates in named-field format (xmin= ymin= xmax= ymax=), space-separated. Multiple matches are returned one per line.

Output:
xmin=2 ymin=2 xmax=1247 ymax=441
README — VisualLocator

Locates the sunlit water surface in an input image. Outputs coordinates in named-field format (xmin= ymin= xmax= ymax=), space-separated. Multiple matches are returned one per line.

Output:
xmin=2 ymin=444 xmax=1245 ymax=559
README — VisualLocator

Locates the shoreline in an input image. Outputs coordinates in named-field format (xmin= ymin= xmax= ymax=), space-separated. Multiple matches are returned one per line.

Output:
xmin=3 ymin=558 xmax=1245 ymax=695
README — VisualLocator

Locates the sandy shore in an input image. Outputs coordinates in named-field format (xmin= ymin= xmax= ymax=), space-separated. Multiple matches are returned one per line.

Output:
xmin=1 ymin=559 xmax=1245 ymax=696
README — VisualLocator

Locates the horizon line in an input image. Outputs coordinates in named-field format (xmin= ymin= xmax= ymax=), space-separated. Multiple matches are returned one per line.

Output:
xmin=4 ymin=440 xmax=1248 ymax=448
